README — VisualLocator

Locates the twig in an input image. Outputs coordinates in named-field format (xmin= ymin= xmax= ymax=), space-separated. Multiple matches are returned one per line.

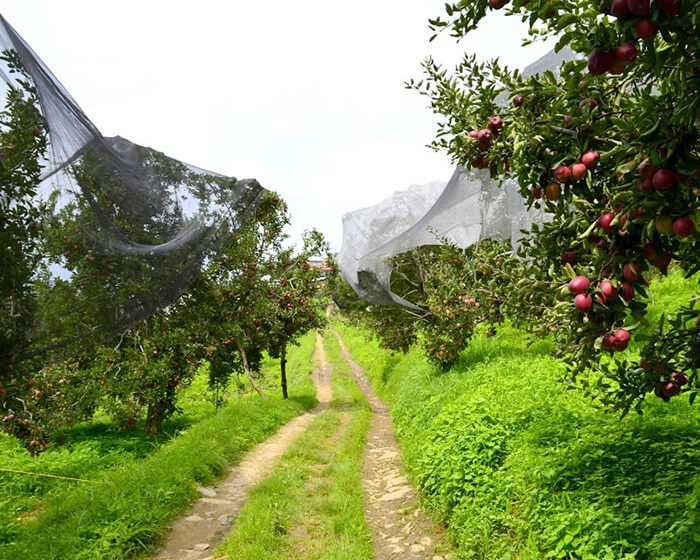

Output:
xmin=545 ymin=123 xmax=624 ymax=146
xmin=0 ymin=467 xmax=102 ymax=484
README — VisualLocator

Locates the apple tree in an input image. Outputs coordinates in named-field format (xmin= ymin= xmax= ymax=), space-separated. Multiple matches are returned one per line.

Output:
xmin=336 ymin=241 xmax=510 ymax=369
xmin=0 ymin=50 xmax=50 ymax=453
xmin=266 ymin=228 xmax=331 ymax=398
xmin=189 ymin=192 xmax=290 ymax=399
xmin=408 ymin=0 xmax=699 ymax=410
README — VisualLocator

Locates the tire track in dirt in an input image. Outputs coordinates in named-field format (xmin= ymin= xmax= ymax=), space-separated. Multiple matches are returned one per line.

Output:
xmin=332 ymin=330 xmax=455 ymax=560
xmin=150 ymin=332 xmax=332 ymax=560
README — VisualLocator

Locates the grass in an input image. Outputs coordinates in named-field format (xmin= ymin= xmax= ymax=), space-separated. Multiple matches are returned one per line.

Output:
xmin=217 ymin=329 xmax=373 ymax=560
xmin=0 ymin=330 xmax=318 ymax=560
xmin=334 ymin=272 xmax=700 ymax=560
xmin=0 ymin=366 xmax=221 ymax=540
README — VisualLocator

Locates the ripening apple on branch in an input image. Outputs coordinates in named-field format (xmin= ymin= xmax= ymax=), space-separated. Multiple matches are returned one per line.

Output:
xmin=406 ymin=0 xmax=699 ymax=410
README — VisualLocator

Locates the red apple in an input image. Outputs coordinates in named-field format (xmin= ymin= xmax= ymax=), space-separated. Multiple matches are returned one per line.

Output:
xmin=653 ymin=252 xmax=672 ymax=269
xmin=532 ymin=187 xmax=542 ymax=199
xmin=582 ymin=151 xmax=599 ymax=168
xmin=638 ymin=161 xmax=659 ymax=179
xmin=574 ymin=293 xmax=593 ymax=312
xmin=610 ymin=0 xmax=629 ymax=17
xmin=642 ymin=241 xmax=657 ymax=261
xmin=620 ymin=282 xmax=635 ymax=301
xmin=623 ymin=262 xmax=641 ymax=282
xmin=627 ymin=0 xmax=650 ymax=15
xmin=489 ymin=0 xmax=510 ymax=8
xmin=661 ymin=381 xmax=680 ymax=397
xmin=571 ymin=162 xmax=587 ymax=180
xmin=488 ymin=115 xmax=503 ymax=132
xmin=564 ymin=114 xmax=573 ymax=124
xmin=469 ymin=129 xmax=480 ymax=138
xmin=616 ymin=43 xmax=637 ymax=65
xmin=610 ymin=60 xmax=627 ymax=75
xmin=588 ymin=48 xmax=616 ymax=75
xmin=637 ymin=178 xmax=653 ymax=193
xmin=614 ymin=328 xmax=631 ymax=350
xmin=671 ymin=371 xmax=688 ymax=386
xmin=553 ymin=164 xmax=572 ymax=182
xmin=600 ymin=279 xmax=618 ymax=300
xmin=602 ymin=334 xmax=617 ymax=350
xmin=660 ymin=0 xmax=681 ymax=17
xmin=618 ymin=214 xmax=628 ymax=231
xmin=513 ymin=94 xmax=524 ymax=107
xmin=672 ymin=217 xmax=693 ymax=237
xmin=652 ymin=168 xmax=676 ymax=190
xmin=477 ymin=129 xmax=492 ymax=150
xmin=599 ymin=212 xmax=617 ymax=232
xmin=578 ymin=98 xmax=598 ymax=111
xmin=561 ymin=250 xmax=577 ymax=265
xmin=636 ymin=19 xmax=658 ymax=40
xmin=655 ymin=382 xmax=668 ymax=400
xmin=568 ymin=275 xmax=590 ymax=295
xmin=472 ymin=156 xmax=489 ymax=169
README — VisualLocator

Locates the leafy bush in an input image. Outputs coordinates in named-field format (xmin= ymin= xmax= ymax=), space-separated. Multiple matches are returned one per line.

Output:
xmin=336 ymin=318 xmax=700 ymax=559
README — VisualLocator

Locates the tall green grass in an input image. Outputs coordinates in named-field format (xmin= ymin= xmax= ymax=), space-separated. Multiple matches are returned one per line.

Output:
xmin=0 ymin=331 xmax=317 ymax=560
xmin=335 ymin=272 xmax=700 ymax=560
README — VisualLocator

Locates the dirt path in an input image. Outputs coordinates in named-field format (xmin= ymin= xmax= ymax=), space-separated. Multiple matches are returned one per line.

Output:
xmin=150 ymin=333 xmax=332 ymax=560
xmin=332 ymin=330 xmax=455 ymax=560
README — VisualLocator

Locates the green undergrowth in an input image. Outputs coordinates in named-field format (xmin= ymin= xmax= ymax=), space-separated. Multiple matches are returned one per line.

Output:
xmin=334 ymin=275 xmax=700 ymax=560
xmin=0 ymin=330 xmax=317 ymax=560
xmin=218 ymin=329 xmax=372 ymax=560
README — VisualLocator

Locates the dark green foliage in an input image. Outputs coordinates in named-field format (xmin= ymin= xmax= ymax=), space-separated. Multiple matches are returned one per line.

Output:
xmin=405 ymin=0 xmax=700 ymax=411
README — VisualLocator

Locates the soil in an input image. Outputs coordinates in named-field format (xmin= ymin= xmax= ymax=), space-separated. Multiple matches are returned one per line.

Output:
xmin=332 ymin=330 xmax=456 ymax=560
xmin=149 ymin=333 xmax=332 ymax=560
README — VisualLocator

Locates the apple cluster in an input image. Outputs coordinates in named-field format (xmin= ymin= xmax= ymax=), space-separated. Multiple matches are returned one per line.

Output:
xmin=634 ymin=160 xmax=694 ymax=239
xmin=640 ymin=357 xmax=689 ymax=401
xmin=468 ymin=115 xmax=503 ymax=169
xmin=588 ymin=0 xmax=681 ymax=76
xmin=567 ymin=274 xmax=634 ymax=351
xmin=533 ymin=150 xmax=600 ymax=201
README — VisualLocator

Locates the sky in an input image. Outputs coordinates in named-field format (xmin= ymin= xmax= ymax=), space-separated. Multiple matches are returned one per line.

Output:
xmin=1 ymin=1 xmax=557 ymax=252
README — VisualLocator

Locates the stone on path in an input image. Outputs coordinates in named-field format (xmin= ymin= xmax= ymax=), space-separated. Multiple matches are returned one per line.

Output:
xmin=196 ymin=486 xmax=217 ymax=497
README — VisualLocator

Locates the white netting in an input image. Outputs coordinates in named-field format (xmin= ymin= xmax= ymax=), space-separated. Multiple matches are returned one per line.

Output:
xmin=338 ymin=47 xmax=574 ymax=309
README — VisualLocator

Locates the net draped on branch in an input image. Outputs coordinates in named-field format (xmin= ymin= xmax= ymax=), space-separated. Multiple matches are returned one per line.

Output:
xmin=0 ymin=14 xmax=267 ymax=368
xmin=337 ymin=48 xmax=574 ymax=310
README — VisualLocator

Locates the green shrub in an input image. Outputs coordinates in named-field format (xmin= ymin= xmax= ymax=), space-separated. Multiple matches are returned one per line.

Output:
xmin=336 ymin=320 xmax=700 ymax=559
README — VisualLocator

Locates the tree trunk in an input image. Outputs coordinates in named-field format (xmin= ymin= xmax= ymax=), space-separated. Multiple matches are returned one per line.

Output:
xmin=235 ymin=338 xmax=266 ymax=399
xmin=145 ymin=400 xmax=167 ymax=435
xmin=280 ymin=340 xmax=288 ymax=399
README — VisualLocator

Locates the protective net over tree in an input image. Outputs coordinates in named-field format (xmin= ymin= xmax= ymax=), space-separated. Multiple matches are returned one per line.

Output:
xmin=0 ymin=14 xmax=266 ymax=372
xmin=337 ymin=48 xmax=573 ymax=309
